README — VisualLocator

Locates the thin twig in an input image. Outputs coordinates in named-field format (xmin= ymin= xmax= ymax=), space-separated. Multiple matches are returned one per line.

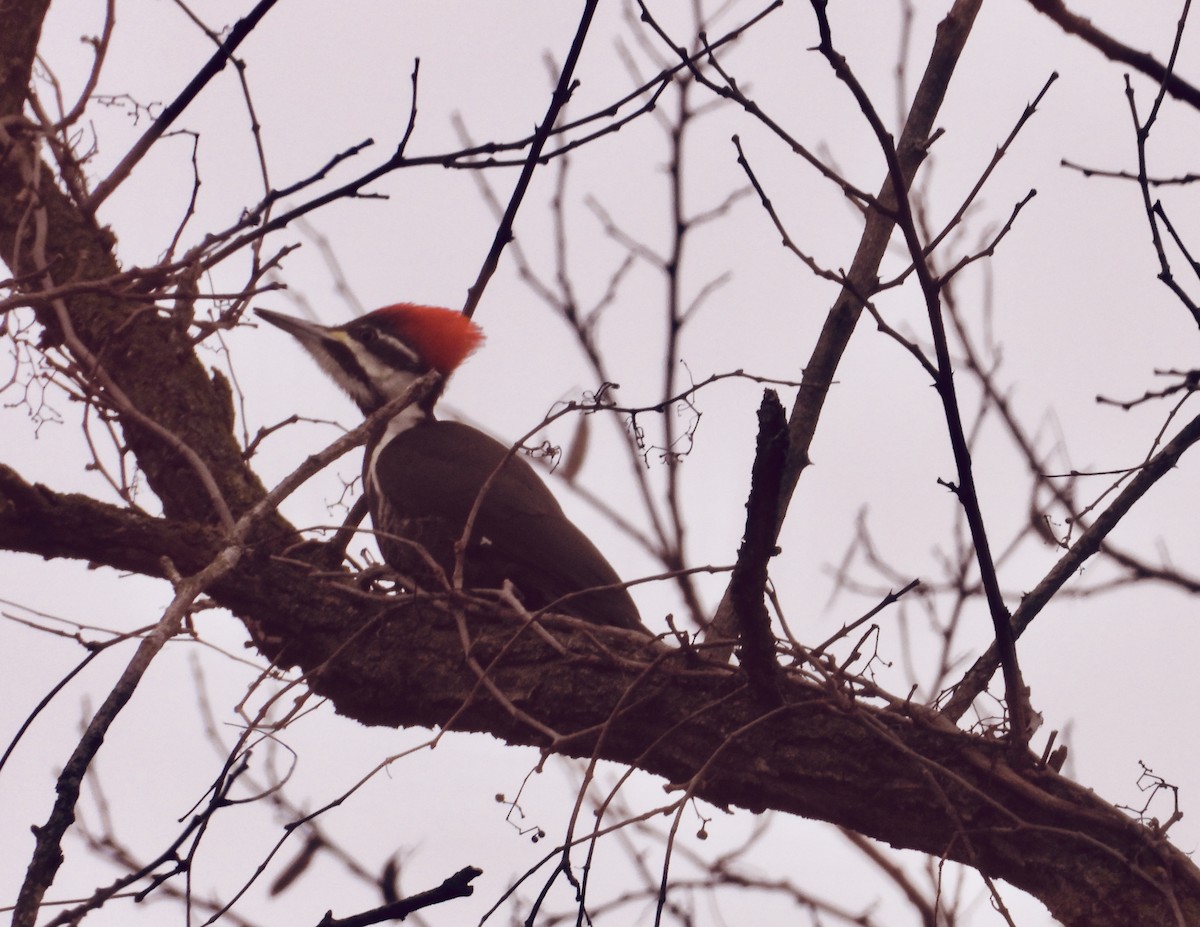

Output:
xmin=85 ymin=0 xmax=279 ymax=210
xmin=461 ymin=0 xmax=601 ymax=319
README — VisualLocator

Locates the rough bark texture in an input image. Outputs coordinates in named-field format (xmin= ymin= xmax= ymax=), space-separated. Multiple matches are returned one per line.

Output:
xmin=0 ymin=0 xmax=280 ymax=530
xmin=2 ymin=463 xmax=1199 ymax=927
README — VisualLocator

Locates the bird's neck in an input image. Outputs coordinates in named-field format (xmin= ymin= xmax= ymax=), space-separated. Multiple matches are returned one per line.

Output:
xmin=365 ymin=400 xmax=432 ymax=500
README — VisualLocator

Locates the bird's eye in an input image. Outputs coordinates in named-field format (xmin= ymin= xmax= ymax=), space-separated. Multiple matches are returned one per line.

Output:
xmin=356 ymin=325 xmax=378 ymax=344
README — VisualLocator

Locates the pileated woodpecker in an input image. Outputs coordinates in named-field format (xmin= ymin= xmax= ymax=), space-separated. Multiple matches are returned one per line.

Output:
xmin=256 ymin=304 xmax=644 ymax=631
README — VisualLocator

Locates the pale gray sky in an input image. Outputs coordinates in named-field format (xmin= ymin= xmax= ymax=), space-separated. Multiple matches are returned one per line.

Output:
xmin=3 ymin=3 xmax=1198 ymax=924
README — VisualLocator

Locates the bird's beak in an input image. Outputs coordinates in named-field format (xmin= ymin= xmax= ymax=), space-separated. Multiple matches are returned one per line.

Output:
xmin=255 ymin=307 xmax=356 ymax=356
xmin=254 ymin=307 xmax=331 ymax=340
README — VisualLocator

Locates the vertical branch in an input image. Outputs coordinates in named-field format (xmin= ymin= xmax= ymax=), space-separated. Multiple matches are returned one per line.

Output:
xmin=701 ymin=0 xmax=984 ymax=656
xmin=657 ymin=38 xmax=708 ymax=625
xmin=731 ymin=390 xmax=788 ymax=705
xmin=1123 ymin=54 xmax=1200 ymax=328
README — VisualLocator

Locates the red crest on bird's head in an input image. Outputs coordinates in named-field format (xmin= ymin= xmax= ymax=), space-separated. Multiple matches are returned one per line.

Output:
xmin=363 ymin=303 xmax=484 ymax=377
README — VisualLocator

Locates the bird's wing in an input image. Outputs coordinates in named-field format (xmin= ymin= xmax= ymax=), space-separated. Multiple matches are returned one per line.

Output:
xmin=375 ymin=421 xmax=644 ymax=630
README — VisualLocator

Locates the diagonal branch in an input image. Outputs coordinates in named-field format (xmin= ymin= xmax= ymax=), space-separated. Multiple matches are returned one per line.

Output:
xmin=316 ymin=866 xmax=482 ymax=927
xmin=775 ymin=0 xmax=983 ymax=529
xmin=11 ymin=545 xmax=243 ymax=927
xmin=1025 ymin=0 xmax=1200 ymax=111
xmin=941 ymin=408 xmax=1200 ymax=720
xmin=85 ymin=0 xmax=281 ymax=211
xmin=462 ymin=0 xmax=601 ymax=319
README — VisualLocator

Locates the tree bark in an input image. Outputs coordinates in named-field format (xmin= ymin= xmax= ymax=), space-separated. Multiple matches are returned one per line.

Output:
xmin=1 ymin=463 xmax=1198 ymax=926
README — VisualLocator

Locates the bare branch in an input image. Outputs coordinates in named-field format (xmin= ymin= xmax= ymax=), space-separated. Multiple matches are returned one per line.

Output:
xmin=86 ymin=0 xmax=281 ymax=210
xmin=942 ymin=408 xmax=1200 ymax=719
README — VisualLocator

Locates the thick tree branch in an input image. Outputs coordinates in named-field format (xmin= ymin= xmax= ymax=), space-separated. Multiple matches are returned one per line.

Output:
xmin=1 ymin=466 xmax=1198 ymax=926
xmin=0 ymin=1 xmax=290 ymax=531
xmin=0 ymin=0 xmax=49 ymax=117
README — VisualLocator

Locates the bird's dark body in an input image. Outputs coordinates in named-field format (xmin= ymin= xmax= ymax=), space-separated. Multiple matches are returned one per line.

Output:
xmin=368 ymin=420 xmax=643 ymax=631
